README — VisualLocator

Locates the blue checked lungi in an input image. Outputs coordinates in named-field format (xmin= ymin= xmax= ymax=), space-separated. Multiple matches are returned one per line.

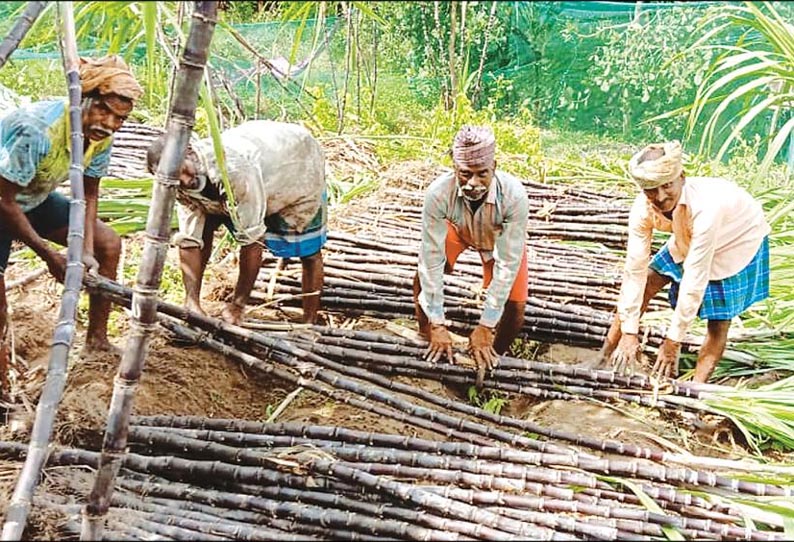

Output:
xmin=222 ymin=190 xmax=328 ymax=259
xmin=649 ymin=236 xmax=770 ymax=321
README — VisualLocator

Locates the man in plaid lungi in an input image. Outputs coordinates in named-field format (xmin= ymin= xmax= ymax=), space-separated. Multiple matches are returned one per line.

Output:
xmin=599 ymin=141 xmax=770 ymax=383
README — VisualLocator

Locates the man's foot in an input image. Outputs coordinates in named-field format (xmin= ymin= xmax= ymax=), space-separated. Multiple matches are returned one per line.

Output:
xmin=82 ymin=337 xmax=122 ymax=358
xmin=221 ymin=303 xmax=244 ymax=326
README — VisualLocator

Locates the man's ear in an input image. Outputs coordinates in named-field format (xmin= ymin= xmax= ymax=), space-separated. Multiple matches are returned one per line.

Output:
xmin=492 ymin=159 xmax=498 ymax=171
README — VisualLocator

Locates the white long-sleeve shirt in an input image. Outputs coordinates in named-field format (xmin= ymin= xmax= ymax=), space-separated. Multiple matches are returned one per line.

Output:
xmin=618 ymin=176 xmax=770 ymax=342
xmin=417 ymin=170 xmax=529 ymax=328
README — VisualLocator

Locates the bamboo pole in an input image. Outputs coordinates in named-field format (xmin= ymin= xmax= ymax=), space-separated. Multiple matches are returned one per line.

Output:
xmin=80 ymin=3 xmax=219 ymax=540
xmin=0 ymin=1 xmax=48 ymax=69
xmin=1 ymin=4 xmax=84 ymax=540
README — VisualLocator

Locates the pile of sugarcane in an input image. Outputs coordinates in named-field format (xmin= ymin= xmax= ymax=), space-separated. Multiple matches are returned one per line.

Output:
xmin=106 ymin=122 xmax=164 ymax=180
xmin=5 ymin=277 xmax=793 ymax=540
xmin=369 ymin=175 xmax=632 ymax=249
xmin=254 ymin=229 xmax=674 ymax=350
xmin=2 ymin=413 xmax=790 ymax=542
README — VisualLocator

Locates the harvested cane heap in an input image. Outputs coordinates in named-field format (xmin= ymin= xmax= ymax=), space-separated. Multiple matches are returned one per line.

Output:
xmin=2 ymin=123 xmax=790 ymax=541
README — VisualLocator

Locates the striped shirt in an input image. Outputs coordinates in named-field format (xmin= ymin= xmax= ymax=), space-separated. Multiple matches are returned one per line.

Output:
xmin=417 ymin=169 xmax=529 ymax=328
xmin=618 ymin=176 xmax=770 ymax=343
xmin=174 ymin=120 xmax=325 ymax=249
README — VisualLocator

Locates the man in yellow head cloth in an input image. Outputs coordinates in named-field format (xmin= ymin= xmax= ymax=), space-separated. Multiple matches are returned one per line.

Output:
xmin=0 ymin=55 xmax=143 ymax=396
xmin=600 ymin=141 xmax=770 ymax=383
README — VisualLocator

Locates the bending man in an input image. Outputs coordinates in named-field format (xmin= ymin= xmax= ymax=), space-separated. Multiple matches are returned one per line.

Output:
xmin=601 ymin=141 xmax=770 ymax=382
xmin=0 ymin=55 xmax=142 ymax=395
xmin=147 ymin=120 xmax=326 ymax=325
xmin=414 ymin=125 xmax=529 ymax=371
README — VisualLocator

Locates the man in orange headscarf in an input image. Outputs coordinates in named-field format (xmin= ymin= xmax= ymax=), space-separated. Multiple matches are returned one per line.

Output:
xmin=0 ymin=55 xmax=142 ymax=396
xmin=599 ymin=141 xmax=770 ymax=383
xmin=414 ymin=125 xmax=530 ymax=374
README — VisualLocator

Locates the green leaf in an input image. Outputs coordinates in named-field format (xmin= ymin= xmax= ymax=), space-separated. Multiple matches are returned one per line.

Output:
xmin=600 ymin=476 xmax=685 ymax=541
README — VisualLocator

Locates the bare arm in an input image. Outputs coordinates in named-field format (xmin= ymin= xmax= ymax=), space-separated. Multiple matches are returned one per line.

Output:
xmin=83 ymin=176 xmax=100 ymax=257
xmin=0 ymin=177 xmax=65 ymax=281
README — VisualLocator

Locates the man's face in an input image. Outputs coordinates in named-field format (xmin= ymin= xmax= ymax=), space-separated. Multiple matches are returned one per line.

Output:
xmin=643 ymin=174 xmax=684 ymax=213
xmin=455 ymin=161 xmax=495 ymax=202
xmin=82 ymin=94 xmax=133 ymax=142
xmin=179 ymin=151 xmax=201 ymax=190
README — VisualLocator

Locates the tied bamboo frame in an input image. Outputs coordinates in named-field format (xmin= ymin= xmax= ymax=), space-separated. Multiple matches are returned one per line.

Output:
xmin=80 ymin=2 xmax=219 ymax=540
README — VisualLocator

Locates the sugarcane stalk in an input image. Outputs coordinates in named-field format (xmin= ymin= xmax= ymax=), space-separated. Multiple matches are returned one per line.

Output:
xmin=81 ymin=289 xmax=722 ymax=472
xmin=122 ymin=430 xmax=721 ymax=539
xmin=80 ymin=3 xmax=218 ymax=540
xmin=307 ymin=459 xmax=577 ymax=541
xmin=161 ymin=318 xmax=503 ymax=446
xmin=123 ymin=513 xmax=231 ymax=541
xmin=299 ymin=329 xmax=731 ymax=403
xmin=85 ymin=282 xmax=772 ymax=490
xmin=4 ymin=268 xmax=47 ymax=291
xmin=127 ymin=417 xmax=792 ymax=504
xmin=209 ymin=477 xmax=516 ymax=541
xmin=115 ymin=478 xmax=473 ymax=542
xmin=0 ymin=1 xmax=48 ymax=69
xmin=86 ymin=276 xmax=502 ymax=446
xmin=1 ymin=5 xmax=84 ymax=540
xmin=140 ymin=492 xmax=387 ymax=542
xmin=33 ymin=498 xmax=161 ymax=541
xmin=107 ymin=491 xmax=321 ymax=542
xmin=82 ymin=276 xmax=560 ymax=451
xmin=128 ymin=425 xmax=762 ymax=513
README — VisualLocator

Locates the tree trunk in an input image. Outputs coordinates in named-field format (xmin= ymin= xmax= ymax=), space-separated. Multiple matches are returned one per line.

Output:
xmin=338 ymin=2 xmax=353 ymax=133
xmin=471 ymin=1 xmax=499 ymax=107
xmin=79 ymin=2 xmax=219 ymax=540
xmin=368 ymin=15 xmax=379 ymax=120
xmin=0 ymin=3 xmax=85 ymax=540
xmin=447 ymin=1 xmax=458 ymax=111
xmin=0 ymin=1 xmax=48 ymax=70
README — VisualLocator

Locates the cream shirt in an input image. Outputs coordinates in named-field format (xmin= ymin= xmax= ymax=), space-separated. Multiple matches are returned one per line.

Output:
xmin=618 ymin=176 xmax=770 ymax=342
xmin=173 ymin=120 xmax=325 ymax=248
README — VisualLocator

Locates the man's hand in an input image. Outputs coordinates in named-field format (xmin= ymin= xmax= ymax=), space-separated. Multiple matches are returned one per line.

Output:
xmin=45 ymin=251 xmax=67 ymax=284
xmin=609 ymin=333 xmax=641 ymax=375
xmin=469 ymin=325 xmax=498 ymax=371
xmin=83 ymin=253 xmax=100 ymax=276
xmin=424 ymin=324 xmax=454 ymax=364
xmin=651 ymin=338 xmax=681 ymax=379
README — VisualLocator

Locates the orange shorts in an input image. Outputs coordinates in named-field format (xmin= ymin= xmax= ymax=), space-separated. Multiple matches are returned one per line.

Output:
xmin=444 ymin=221 xmax=528 ymax=303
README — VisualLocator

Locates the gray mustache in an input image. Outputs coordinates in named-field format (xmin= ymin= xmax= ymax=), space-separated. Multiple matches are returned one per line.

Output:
xmin=463 ymin=186 xmax=486 ymax=194
xmin=88 ymin=126 xmax=113 ymax=138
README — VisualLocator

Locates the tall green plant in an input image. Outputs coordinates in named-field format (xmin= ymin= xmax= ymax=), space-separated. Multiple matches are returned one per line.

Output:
xmin=681 ymin=1 xmax=794 ymax=171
